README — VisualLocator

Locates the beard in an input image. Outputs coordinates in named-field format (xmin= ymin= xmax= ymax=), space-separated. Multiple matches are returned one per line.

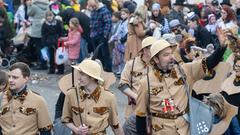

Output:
xmin=162 ymin=60 xmax=175 ymax=71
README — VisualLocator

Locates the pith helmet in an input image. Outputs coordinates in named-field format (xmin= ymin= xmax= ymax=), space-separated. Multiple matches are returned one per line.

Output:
xmin=150 ymin=39 xmax=171 ymax=58
xmin=72 ymin=59 xmax=104 ymax=83
xmin=141 ymin=36 xmax=157 ymax=50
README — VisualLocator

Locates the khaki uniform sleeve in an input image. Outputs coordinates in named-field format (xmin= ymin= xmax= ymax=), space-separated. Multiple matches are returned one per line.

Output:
xmin=108 ymin=94 xmax=119 ymax=128
xmin=182 ymin=60 xmax=205 ymax=87
xmin=37 ymin=97 xmax=52 ymax=129
xmin=119 ymin=60 xmax=132 ymax=87
xmin=135 ymin=78 xmax=148 ymax=117
xmin=61 ymin=92 xmax=72 ymax=123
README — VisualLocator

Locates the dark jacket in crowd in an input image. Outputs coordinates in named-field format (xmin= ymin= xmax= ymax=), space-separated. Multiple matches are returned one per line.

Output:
xmin=41 ymin=19 xmax=63 ymax=48
xmin=194 ymin=25 xmax=213 ymax=48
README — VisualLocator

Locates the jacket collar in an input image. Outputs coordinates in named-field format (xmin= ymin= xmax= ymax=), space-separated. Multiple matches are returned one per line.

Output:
xmin=7 ymin=85 xmax=28 ymax=102
xmin=80 ymin=86 xmax=101 ymax=103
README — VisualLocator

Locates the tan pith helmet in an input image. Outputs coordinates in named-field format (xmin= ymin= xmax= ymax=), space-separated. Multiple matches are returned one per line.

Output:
xmin=72 ymin=59 xmax=104 ymax=83
xmin=141 ymin=36 xmax=157 ymax=50
xmin=150 ymin=39 xmax=171 ymax=59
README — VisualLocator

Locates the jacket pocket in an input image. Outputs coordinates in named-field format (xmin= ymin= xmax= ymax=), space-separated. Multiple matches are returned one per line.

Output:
xmin=19 ymin=107 xmax=36 ymax=116
xmin=71 ymin=106 xmax=84 ymax=115
xmin=93 ymin=107 xmax=109 ymax=115
xmin=0 ymin=106 xmax=10 ymax=115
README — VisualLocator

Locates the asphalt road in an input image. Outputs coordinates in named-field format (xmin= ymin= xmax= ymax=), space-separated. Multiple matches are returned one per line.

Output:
xmin=28 ymin=69 xmax=127 ymax=134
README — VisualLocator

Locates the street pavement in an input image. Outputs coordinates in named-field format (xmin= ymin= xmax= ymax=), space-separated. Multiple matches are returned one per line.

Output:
xmin=28 ymin=69 xmax=127 ymax=134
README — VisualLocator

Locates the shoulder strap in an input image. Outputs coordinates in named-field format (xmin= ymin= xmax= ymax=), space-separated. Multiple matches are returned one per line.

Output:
xmin=130 ymin=58 xmax=136 ymax=88
xmin=146 ymin=67 xmax=152 ymax=135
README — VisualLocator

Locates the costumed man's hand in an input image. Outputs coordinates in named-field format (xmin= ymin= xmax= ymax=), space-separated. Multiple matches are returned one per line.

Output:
xmin=76 ymin=124 xmax=88 ymax=135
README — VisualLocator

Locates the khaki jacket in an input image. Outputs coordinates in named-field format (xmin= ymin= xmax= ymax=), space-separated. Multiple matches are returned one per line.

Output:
xmin=62 ymin=86 xmax=120 ymax=134
xmin=119 ymin=56 xmax=148 ymax=118
xmin=135 ymin=60 xmax=205 ymax=135
xmin=0 ymin=90 xmax=52 ymax=135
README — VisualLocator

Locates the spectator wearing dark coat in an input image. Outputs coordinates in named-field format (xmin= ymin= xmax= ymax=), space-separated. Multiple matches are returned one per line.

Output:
xmin=41 ymin=11 xmax=64 ymax=74
xmin=187 ymin=12 xmax=213 ymax=48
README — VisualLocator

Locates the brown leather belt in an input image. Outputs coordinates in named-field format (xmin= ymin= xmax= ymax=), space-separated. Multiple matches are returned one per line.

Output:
xmin=151 ymin=108 xmax=189 ymax=120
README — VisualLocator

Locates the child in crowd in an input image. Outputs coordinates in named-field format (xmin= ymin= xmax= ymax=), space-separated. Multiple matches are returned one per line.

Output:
xmin=109 ymin=8 xmax=130 ymax=75
xmin=41 ymin=10 xmax=64 ymax=74
xmin=60 ymin=17 xmax=83 ymax=64
xmin=205 ymin=14 xmax=217 ymax=35
xmin=14 ymin=0 xmax=30 ymax=33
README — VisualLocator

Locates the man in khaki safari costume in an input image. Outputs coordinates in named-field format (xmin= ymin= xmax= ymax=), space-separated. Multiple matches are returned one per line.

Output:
xmin=0 ymin=62 xmax=52 ymax=135
xmin=61 ymin=59 xmax=124 ymax=135
xmin=135 ymin=31 xmax=228 ymax=134
xmin=118 ymin=36 xmax=157 ymax=119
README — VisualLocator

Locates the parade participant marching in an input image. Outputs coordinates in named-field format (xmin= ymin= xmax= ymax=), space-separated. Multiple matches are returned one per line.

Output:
xmin=0 ymin=62 xmax=52 ymax=135
xmin=221 ymin=31 xmax=240 ymax=107
xmin=135 ymin=28 xmax=229 ymax=135
xmin=118 ymin=36 xmax=157 ymax=135
xmin=118 ymin=36 xmax=157 ymax=119
xmin=61 ymin=59 xmax=124 ymax=135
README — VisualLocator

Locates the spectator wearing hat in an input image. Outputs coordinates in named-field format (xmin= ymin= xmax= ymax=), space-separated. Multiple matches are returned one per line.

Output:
xmin=125 ymin=5 xmax=150 ymax=61
xmin=205 ymin=14 xmax=220 ymax=46
xmin=150 ymin=3 xmax=170 ymax=34
xmin=209 ymin=0 xmax=221 ymax=19
xmin=61 ymin=59 xmax=124 ymax=135
xmin=220 ymin=0 xmax=232 ymax=8
xmin=169 ymin=19 xmax=181 ymax=34
xmin=187 ymin=12 xmax=213 ymax=48
xmin=169 ymin=19 xmax=186 ymax=44
xmin=116 ymin=0 xmax=136 ymax=14
xmin=166 ymin=0 xmax=185 ymax=25
xmin=206 ymin=14 xmax=217 ymax=35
